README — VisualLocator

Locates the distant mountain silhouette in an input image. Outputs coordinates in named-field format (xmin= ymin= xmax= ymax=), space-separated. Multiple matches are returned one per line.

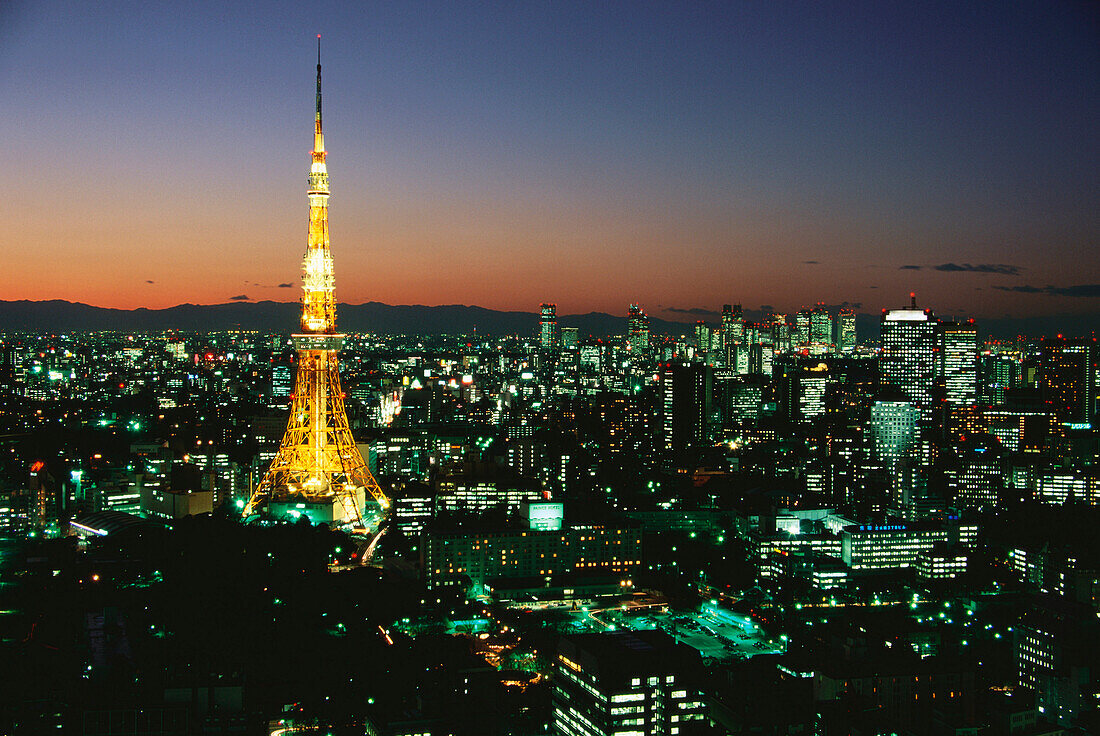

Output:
xmin=0 ymin=300 xmax=1095 ymax=341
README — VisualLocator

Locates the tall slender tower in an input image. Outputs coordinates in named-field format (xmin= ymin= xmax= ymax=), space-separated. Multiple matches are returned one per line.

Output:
xmin=245 ymin=38 xmax=389 ymax=527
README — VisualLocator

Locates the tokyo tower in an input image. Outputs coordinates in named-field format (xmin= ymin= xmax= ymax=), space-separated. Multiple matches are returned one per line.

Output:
xmin=245 ymin=38 xmax=389 ymax=527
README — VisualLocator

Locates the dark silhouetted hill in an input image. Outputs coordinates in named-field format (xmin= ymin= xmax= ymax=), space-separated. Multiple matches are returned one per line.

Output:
xmin=0 ymin=300 xmax=1095 ymax=340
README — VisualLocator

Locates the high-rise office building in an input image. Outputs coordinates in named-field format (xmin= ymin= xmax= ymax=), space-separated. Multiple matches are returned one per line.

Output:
xmin=561 ymin=326 xmax=579 ymax=350
xmin=660 ymin=362 xmax=711 ymax=452
xmin=880 ymin=294 xmax=938 ymax=414
xmin=271 ymin=363 xmax=292 ymax=398
xmin=837 ymin=308 xmax=856 ymax=353
xmin=979 ymin=354 xmax=1016 ymax=405
xmin=553 ymin=630 xmax=708 ymax=736
xmin=939 ymin=320 xmax=978 ymax=406
xmin=1037 ymin=337 xmax=1096 ymax=423
xmin=627 ymin=304 xmax=650 ymax=355
xmin=809 ymin=303 xmax=833 ymax=353
xmin=693 ymin=321 xmax=710 ymax=356
xmin=871 ymin=399 xmax=920 ymax=508
xmin=794 ymin=309 xmax=811 ymax=347
xmin=943 ymin=436 xmax=1003 ymax=510
xmin=720 ymin=304 xmax=743 ymax=365
xmin=540 ymin=303 xmax=560 ymax=350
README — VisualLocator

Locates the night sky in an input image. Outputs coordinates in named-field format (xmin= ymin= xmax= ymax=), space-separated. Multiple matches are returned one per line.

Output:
xmin=0 ymin=1 xmax=1096 ymax=322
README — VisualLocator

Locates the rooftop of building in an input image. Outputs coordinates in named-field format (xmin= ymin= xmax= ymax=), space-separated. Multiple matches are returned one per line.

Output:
xmin=558 ymin=629 xmax=701 ymax=685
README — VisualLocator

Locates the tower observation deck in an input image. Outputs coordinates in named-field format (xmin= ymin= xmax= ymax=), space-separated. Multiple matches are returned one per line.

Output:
xmin=244 ymin=38 xmax=389 ymax=528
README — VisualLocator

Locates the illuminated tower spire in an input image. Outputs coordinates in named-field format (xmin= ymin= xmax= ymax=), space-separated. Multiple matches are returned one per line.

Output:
xmin=314 ymin=34 xmax=324 ymax=164
xmin=246 ymin=40 xmax=389 ymax=527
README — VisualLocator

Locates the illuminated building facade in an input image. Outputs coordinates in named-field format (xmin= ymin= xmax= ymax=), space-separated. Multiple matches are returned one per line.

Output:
xmin=1037 ymin=337 xmax=1096 ymax=423
xmin=434 ymin=477 xmax=546 ymax=516
xmin=943 ymin=437 xmax=1004 ymax=510
xmin=914 ymin=545 xmax=968 ymax=580
xmin=1035 ymin=469 xmax=1100 ymax=505
xmin=660 ymin=362 xmax=710 ymax=452
xmin=880 ymin=295 xmax=937 ymax=415
xmin=553 ymin=631 xmax=708 ymax=736
xmin=938 ymin=320 xmax=978 ymax=406
xmin=837 ymin=308 xmax=856 ymax=353
xmin=839 ymin=519 xmax=975 ymax=572
xmin=245 ymin=41 xmax=388 ymax=527
xmin=809 ymin=303 xmax=832 ymax=354
xmin=423 ymin=524 xmax=641 ymax=589
xmin=979 ymin=353 xmax=1016 ymax=404
xmin=540 ymin=303 xmax=560 ymax=350
xmin=627 ymin=303 xmax=650 ymax=354
xmin=721 ymin=303 xmax=743 ymax=369
xmin=870 ymin=399 xmax=920 ymax=507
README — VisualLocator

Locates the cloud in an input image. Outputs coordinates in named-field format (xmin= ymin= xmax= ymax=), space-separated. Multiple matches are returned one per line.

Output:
xmin=277 ymin=282 xmax=293 ymax=288
xmin=994 ymin=284 xmax=1100 ymax=297
xmin=803 ymin=260 xmax=820 ymax=265
xmin=932 ymin=263 xmax=1022 ymax=275
xmin=145 ymin=280 xmax=155 ymax=284
xmin=869 ymin=286 xmax=879 ymax=289
xmin=899 ymin=265 xmax=922 ymax=270
xmin=229 ymin=294 xmax=250 ymax=301
xmin=663 ymin=306 xmax=720 ymax=317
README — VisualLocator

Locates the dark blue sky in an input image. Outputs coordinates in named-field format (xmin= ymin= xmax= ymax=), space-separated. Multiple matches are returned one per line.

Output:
xmin=0 ymin=1 xmax=1096 ymax=321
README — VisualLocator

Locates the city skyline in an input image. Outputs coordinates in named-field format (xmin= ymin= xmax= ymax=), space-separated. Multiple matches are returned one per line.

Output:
xmin=0 ymin=1 xmax=1097 ymax=322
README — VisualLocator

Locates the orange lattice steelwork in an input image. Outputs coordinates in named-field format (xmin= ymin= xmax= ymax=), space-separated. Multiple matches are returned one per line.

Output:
xmin=245 ymin=39 xmax=388 ymax=527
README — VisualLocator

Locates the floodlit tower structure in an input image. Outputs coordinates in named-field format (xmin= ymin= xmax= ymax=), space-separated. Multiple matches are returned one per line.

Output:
xmin=245 ymin=38 xmax=388 ymax=527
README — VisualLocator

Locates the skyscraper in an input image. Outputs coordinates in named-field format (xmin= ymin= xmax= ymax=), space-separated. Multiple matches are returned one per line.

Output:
xmin=1037 ymin=336 xmax=1096 ymax=423
xmin=880 ymin=294 xmax=937 ymax=415
xmin=694 ymin=321 xmax=710 ymax=358
xmin=939 ymin=320 xmax=978 ymax=406
xmin=979 ymin=353 xmax=1016 ymax=405
xmin=837 ymin=308 xmax=856 ymax=353
xmin=809 ymin=303 xmax=832 ymax=354
xmin=794 ymin=309 xmax=811 ymax=347
xmin=244 ymin=40 xmax=388 ymax=527
xmin=561 ymin=326 xmax=579 ymax=350
xmin=722 ymin=303 xmax=744 ymax=344
xmin=627 ymin=303 xmax=650 ymax=354
xmin=870 ymin=399 xmax=920 ymax=509
xmin=660 ymin=362 xmax=711 ymax=452
xmin=540 ymin=303 xmax=560 ymax=350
